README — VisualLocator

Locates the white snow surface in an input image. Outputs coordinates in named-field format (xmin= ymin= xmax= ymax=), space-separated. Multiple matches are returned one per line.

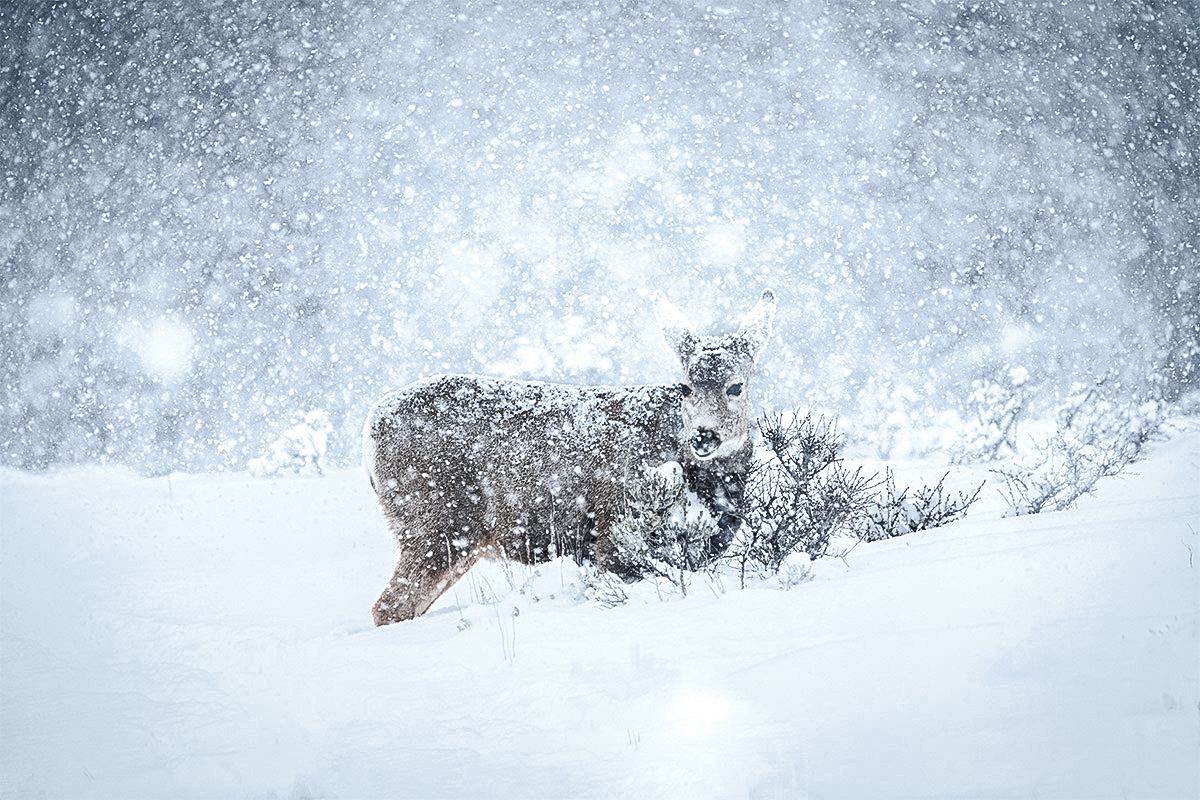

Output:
xmin=2 ymin=427 xmax=1198 ymax=799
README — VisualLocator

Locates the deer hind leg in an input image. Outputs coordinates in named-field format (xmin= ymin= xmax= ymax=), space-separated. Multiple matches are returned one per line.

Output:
xmin=372 ymin=525 xmax=489 ymax=625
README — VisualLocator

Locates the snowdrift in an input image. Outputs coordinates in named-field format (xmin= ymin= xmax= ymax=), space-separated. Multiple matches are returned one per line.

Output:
xmin=2 ymin=429 xmax=1197 ymax=799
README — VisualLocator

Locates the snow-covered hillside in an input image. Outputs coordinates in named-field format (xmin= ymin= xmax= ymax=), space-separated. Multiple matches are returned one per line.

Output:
xmin=2 ymin=425 xmax=1196 ymax=799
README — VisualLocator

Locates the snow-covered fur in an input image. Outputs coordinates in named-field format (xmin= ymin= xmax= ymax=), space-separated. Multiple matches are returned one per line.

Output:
xmin=363 ymin=289 xmax=776 ymax=625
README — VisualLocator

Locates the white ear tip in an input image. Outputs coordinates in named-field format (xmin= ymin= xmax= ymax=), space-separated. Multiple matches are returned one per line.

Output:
xmin=734 ymin=288 xmax=777 ymax=355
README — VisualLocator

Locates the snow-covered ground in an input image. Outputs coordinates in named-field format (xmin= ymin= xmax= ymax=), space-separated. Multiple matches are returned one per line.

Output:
xmin=2 ymin=425 xmax=1197 ymax=799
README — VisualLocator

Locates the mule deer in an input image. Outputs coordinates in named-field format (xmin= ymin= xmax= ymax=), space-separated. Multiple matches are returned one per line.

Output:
xmin=363 ymin=289 xmax=776 ymax=624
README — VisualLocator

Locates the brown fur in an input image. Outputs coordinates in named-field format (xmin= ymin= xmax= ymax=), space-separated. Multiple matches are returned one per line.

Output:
xmin=364 ymin=290 xmax=775 ymax=624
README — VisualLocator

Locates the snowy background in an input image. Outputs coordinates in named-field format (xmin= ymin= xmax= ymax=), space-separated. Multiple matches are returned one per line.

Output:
xmin=3 ymin=0 xmax=1197 ymax=472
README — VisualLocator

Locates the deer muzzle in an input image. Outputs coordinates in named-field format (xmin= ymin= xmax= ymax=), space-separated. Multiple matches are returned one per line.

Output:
xmin=690 ymin=428 xmax=722 ymax=459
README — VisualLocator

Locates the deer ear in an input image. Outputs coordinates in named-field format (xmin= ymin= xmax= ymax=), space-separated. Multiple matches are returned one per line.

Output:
xmin=653 ymin=291 xmax=699 ymax=363
xmin=735 ymin=288 xmax=776 ymax=359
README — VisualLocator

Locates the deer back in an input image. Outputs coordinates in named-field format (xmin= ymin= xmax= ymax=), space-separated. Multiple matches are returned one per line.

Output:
xmin=365 ymin=375 xmax=685 ymax=563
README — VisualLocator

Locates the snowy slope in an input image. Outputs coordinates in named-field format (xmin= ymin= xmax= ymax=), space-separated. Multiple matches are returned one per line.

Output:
xmin=2 ymin=428 xmax=1197 ymax=799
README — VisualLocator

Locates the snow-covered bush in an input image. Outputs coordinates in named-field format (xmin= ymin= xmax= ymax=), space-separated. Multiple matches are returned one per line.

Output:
xmin=248 ymin=410 xmax=333 ymax=478
xmin=608 ymin=463 xmax=721 ymax=596
xmin=730 ymin=413 xmax=985 ymax=586
xmin=953 ymin=366 xmax=1031 ymax=463
xmin=732 ymin=413 xmax=877 ymax=586
xmin=776 ymin=551 xmax=814 ymax=590
xmin=857 ymin=470 xmax=983 ymax=543
xmin=578 ymin=563 xmax=631 ymax=609
xmin=994 ymin=380 xmax=1164 ymax=516
xmin=598 ymin=387 xmax=1156 ymax=597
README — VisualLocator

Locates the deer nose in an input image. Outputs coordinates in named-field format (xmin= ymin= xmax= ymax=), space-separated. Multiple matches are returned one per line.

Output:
xmin=691 ymin=428 xmax=721 ymax=459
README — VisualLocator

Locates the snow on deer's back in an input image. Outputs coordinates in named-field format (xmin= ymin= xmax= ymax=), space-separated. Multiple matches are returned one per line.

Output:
xmin=363 ymin=289 xmax=776 ymax=624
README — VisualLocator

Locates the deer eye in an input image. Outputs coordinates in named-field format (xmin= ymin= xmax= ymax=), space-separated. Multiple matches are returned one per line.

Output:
xmin=679 ymin=384 xmax=693 ymax=397
xmin=726 ymin=383 xmax=743 ymax=397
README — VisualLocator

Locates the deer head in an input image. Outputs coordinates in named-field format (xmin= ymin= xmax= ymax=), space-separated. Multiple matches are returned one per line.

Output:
xmin=654 ymin=288 xmax=776 ymax=462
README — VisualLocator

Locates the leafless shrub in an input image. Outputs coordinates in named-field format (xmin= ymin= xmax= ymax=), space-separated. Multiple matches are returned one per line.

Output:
xmin=857 ymin=470 xmax=983 ymax=542
xmin=733 ymin=413 xmax=878 ymax=586
xmin=579 ymin=563 xmax=630 ymax=608
xmin=994 ymin=377 xmax=1163 ymax=516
